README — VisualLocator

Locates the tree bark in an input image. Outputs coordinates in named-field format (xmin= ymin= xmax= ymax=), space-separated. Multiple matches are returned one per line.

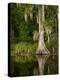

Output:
xmin=37 ymin=5 xmax=50 ymax=55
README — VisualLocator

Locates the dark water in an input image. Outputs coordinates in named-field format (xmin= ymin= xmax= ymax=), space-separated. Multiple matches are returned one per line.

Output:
xmin=10 ymin=60 xmax=39 ymax=77
xmin=10 ymin=55 xmax=58 ymax=77
xmin=44 ymin=55 xmax=58 ymax=75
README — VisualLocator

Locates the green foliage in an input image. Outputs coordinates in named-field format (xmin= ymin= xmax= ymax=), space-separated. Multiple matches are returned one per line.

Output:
xmin=10 ymin=4 xmax=58 ymax=44
xmin=46 ymin=32 xmax=58 ymax=48
xmin=10 ymin=3 xmax=39 ymax=42
xmin=11 ymin=42 xmax=37 ymax=52
xmin=11 ymin=42 xmax=38 ymax=62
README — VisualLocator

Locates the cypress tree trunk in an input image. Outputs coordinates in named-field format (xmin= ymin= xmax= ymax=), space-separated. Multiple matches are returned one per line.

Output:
xmin=38 ymin=5 xmax=49 ymax=53
xmin=36 ymin=5 xmax=50 ymax=75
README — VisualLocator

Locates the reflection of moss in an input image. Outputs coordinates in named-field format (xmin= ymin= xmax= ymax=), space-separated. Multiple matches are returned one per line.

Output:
xmin=13 ymin=55 xmax=37 ymax=63
xmin=44 ymin=55 xmax=58 ymax=74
